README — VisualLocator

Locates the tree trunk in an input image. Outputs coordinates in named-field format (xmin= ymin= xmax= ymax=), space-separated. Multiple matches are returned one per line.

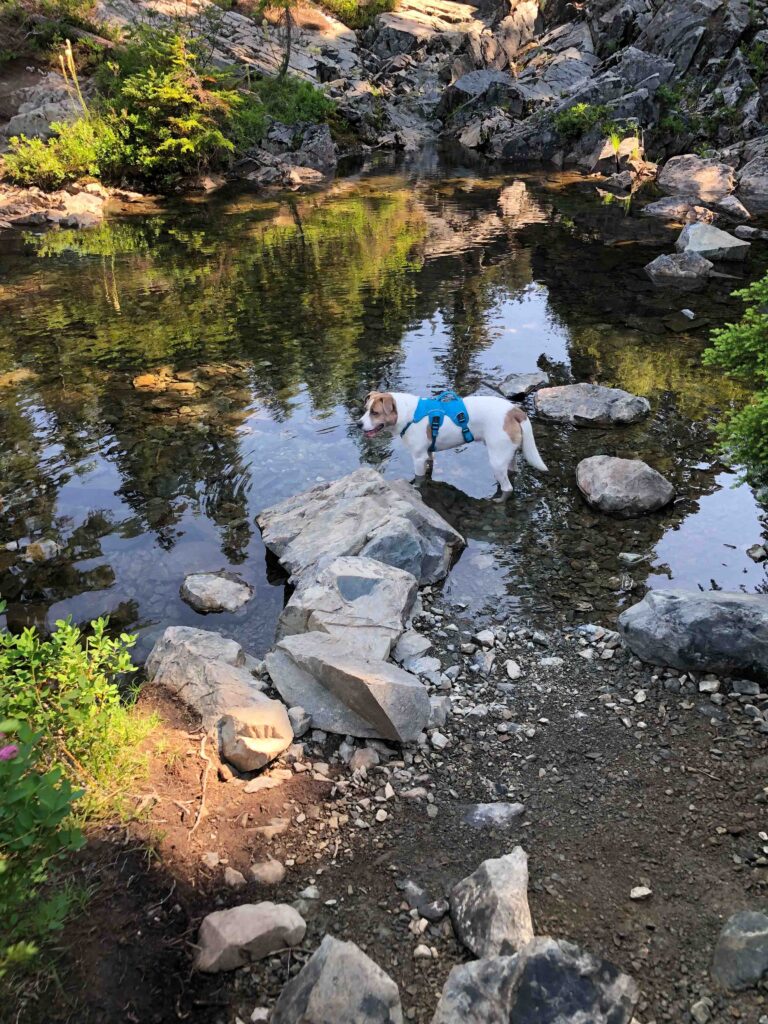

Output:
xmin=280 ymin=7 xmax=293 ymax=79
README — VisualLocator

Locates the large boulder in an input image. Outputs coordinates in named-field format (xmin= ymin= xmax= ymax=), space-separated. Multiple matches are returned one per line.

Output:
xmin=218 ymin=703 xmax=293 ymax=772
xmin=194 ymin=903 xmax=306 ymax=973
xmin=436 ymin=70 xmax=524 ymax=119
xmin=640 ymin=195 xmax=715 ymax=223
xmin=738 ymin=152 xmax=768 ymax=215
xmin=534 ymin=384 xmax=650 ymax=426
xmin=450 ymin=847 xmax=534 ymax=958
xmin=432 ymin=937 xmax=638 ymax=1024
xmin=577 ymin=456 xmax=674 ymax=518
xmin=257 ymin=468 xmax=464 ymax=586
xmin=271 ymin=935 xmax=403 ymax=1024
xmin=711 ymin=911 xmax=768 ymax=991
xmin=145 ymin=627 xmax=265 ymax=727
xmin=181 ymin=571 xmax=254 ymax=613
xmin=645 ymin=250 xmax=713 ymax=289
xmin=618 ymin=590 xmax=768 ymax=681
xmin=675 ymin=222 xmax=751 ymax=262
xmin=265 ymin=631 xmax=430 ymax=741
xmin=278 ymin=555 xmax=418 ymax=660
xmin=657 ymin=155 xmax=735 ymax=202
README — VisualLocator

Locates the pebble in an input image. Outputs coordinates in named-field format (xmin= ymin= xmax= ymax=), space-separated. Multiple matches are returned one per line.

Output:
xmin=250 ymin=858 xmax=286 ymax=885
xmin=413 ymin=944 xmax=432 ymax=959
xmin=375 ymin=809 xmax=388 ymax=823
xmin=505 ymin=659 xmax=522 ymax=679
xmin=540 ymin=657 xmax=564 ymax=669
xmin=630 ymin=886 xmax=652 ymax=901
xmin=699 ymin=678 xmax=720 ymax=694
xmin=223 ymin=866 xmax=246 ymax=889
xmin=201 ymin=851 xmax=220 ymax=869
xmin=350 ymin=748 xmax=380 ymax=773
xmin=634 ymin=690 xmax=647 ymax=703
xmin=430 ymin=731 xmax=449 ymax=750
xmin=298 ymin=885 xmax=320 ymax=900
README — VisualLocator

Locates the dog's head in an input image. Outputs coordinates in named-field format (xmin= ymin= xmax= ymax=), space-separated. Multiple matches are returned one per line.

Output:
xmin=358 ymin=391 xmax=398 ymax=438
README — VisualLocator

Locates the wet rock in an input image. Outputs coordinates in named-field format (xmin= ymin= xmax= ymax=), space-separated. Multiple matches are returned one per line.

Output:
xmin=534 ymin=384 xmax=650 ymax=426
xmin=218 ymin=702 xmax=293 ymax=772
xmin=278 ymin=555 xmax=418 ymax=660
xmin=645 ymin=250 xmax=713 ymax=289
xmin=576 ymin=456 xmax=675 ymax=518
xmin=437 ymin=69 xmax=522 ymax=119
xmin=450 ymin=847 xmax=534 ymax=957
xmin=24 ymin=539 xmax=63 ymax=562
xmin=462 ymin=802 xmax=525 ymax=827
xmin=497 ymin=370 xmax=550 ymax=399
xmin=747 ymin=544 xmax=767 ymax=563
xmin=711 ymin=911 xmax=768 ymax=991
xmin=618 ymin=591 xmax=768 ymax=682
xmin=257 ymin=467 xmax=464 ymax=586
xmin=146 ymin=626 xmax=266 ymax=728
xmin=601 ymin=170 xmax=634 ymax=194
xmin=271 ymin=934 xmax=402 ymax=1024
xmin=194 ymin=902 xmax=306 ymax=972
xmin=641 ymin=195 xmax=715 ymax=223
xmin=657 ymin=155 xmax=735 ymax=202
xmin=181 ymin=571 xmax=254 ymax=613
xmin=265 ymin=631 xmax=430 ymax=741
xmin=250 ymin=857 xmax=286 ymax=885
xmin=675 ymin=222 xmax=751 ymax=262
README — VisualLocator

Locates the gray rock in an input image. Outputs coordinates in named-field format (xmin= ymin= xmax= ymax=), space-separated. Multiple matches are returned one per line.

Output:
xmin=437 ymin=69 xmax=522 ymax=119
xmin=250 ymin=858 xmax=286 ymax=885
xmin=657 ymin=154 xmax=735 ymax=202
xmin=641 ymin=195 xmax=715 ymax=223
xmin=645 ymin=250 xmax=714 ymax=289
xmin=181 ymin=571 xmax=254 ymax=613
xmin=257 ymin=468 xmax=464 ymax=586
xmin=218 ymin=702 xmax=294 ymax=772
xmin=265 ymin=631 xmax=430 ymax=741
xmin=279 ymin=555 xmax=418 ymax=660
xmin=194 ymin=902 xmax=306 ymax=972
xmin=711 ymin=911 xmax=768 ymax=991
xmin=288 ymin=705 xmax=312 ymax=737
xmin=534 ymin=383 xmax=650 ymax=426
xmin=734 ymin=225 xmax=768 ymax=241
xmin=271 ymin=934 xmax=403 ymax=1024
xmin=715 ymin=195 xmax=752 ymax=222
xmin=462 ymin=802 xmax=525 ymax=827
xmin=497 ymin=370 xmax=550 ymax=399
xmin=24 ymin=539 xmax=63 ymax=562
xmin=428 ymin=695 xmax=451 ymax=728
xmin=145 ymin=627 xmax=266 ymax=728
xmin=393 ymin=630 xmax=432 ymax=664
xmin=432 ymin=955 xmax=519 ymax=1024
xmin=738 ymin=152 xmax=768 ymax=215
xmin=577 ymin=456 xmax=675 ymax=518
xmin=618 ymin=590 xmax=768 ymax=682
xmin=675 ymin=222 xmax=751 ymax=262
xmin=450 ymin=847 xmax=534 ymax=958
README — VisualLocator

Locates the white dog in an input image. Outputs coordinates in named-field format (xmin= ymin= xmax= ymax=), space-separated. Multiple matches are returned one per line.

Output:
xmin=358 ymin=390 xmax=548 ymax=496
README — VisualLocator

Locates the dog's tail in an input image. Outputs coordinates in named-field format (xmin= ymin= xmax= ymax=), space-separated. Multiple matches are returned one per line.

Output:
xmin=520 ymin=417 xmax=548 ymax=472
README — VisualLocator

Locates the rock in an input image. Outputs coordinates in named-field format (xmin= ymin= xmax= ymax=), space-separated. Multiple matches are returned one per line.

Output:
xmin=747 ymin=544 xmax=767 ymax=563
xmin=641 ymin=195 xmax=716 ymax=223
xmin=657 ymin=155 xmax=735 ymax=202
xmin=265 ymin=631 xmax=430 ymax=741
xmin=288 ymin=706 xmax=311 ymax=737
xmin=590 ymin=135 xmax=642 ymax=175
xmin=497 ymin=371 xmax=550 ymax=399
xmin=576 ymin=456 xmax=675 ymax=518
xmin=250 ymin=858 xmax=286 ymax=885
xmin=257 ymin=468 xmax=464 ymax=586
xmin=645 ymin=250 xmax=714 ymax=289
xmin=618 ymin=591 xmax=768 ymax=682
xmin=534 ymin=384 xmax=650 ymax=426
xmin=224 ymin=866 xmax=247 ymax=888
xmin=201 ymin=851 xmax=220 ymax=869
xmin=428 ymin=695 xmax=451 ymax=729
xmin=738 ymin=152 xmax=768 ymax=215
xmin=450 ymin=847 xmax=534 ymax=958
xmin=630 ymin=885 xmax=652 ymax=900
xmin=462 ymin=802 xmax=525 ymax=827
xmin=711 ymin=911 xmax=768 ymax=991
xmin=278 ymin=555 xmax=418 ymax=660
xmin=505 ymin=659 xmax=522 ymax=679
xmin=218 ymin=703 xmax=294 ymax=772
xmin=145 ymin=627 xmax=267 ymax=728
xmin=194 ymin=903 xmax=306 ymax=973
xmin=675 ymin=222 xmax=751 ymax=262
xmin=24 ymin=539 xmax=63 ymax=562
xmin=437 ymin=69 xmax=522 ymax=119
xmin=734 ymin=225 xmax=768 ymax=241
xmin=180 ymin=571 xmax=254 ymax=613
xmin=349 ymin=747 xmax=380 ymax=772
xmin=601 ymin=170 xmax=634 ymax=194
xmin=433 ymin=937 xmax=638 ymax=1024
xmin=393 ymin=630 xmax=432 ymax=664
xmin=271 ymin=934 xmax=403 ymax=1024
xmin=715 ymin=195 xmax=752 ymax=222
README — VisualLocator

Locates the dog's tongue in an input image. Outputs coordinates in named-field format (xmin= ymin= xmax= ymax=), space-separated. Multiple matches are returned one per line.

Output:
xmin=364 ymin=428 xmax=379 ymax=439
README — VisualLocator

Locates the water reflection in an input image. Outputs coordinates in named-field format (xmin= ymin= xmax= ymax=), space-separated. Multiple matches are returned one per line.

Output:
xmin=0 ymin=166 xmax=765 ymax=654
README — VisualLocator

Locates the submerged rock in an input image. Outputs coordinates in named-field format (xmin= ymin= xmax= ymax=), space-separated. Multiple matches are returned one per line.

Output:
xmin=577 ymin=456 xmax=675 ymax=517
xmin=181 ymin=571 xmax=254 ymax=613
xmin=24 ymin=539 xmax=63 ymax=562
xmin=271 ymin=934 xmax=403 ymax=1024
xmin=218 ymin=703 xmax=293 ymax=772
xmin=657 ymin=155 xmax=735 ymax=202
xmin=497 ymin=370 xmax=550 ymax=399
xmin=618 ymin=590 xmax=768 ymax=681
xmin=534 ymin=384 xmax=650 ymax=426
xmin=194 ymin=902 xmax=306 ymax=972
xmin=645 ymin=250 xmax=714 ymax=289
xmin=711 ymin=911 xmax=768 ymax=991
xmin=675 ymin=222 xmax=751 ymax=262
xmin=450 ymin=847 xmax=534 ymax=958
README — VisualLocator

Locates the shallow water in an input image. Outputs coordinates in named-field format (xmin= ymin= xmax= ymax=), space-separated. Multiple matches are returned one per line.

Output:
xmin=0 ymin=160 xmax=766 ymax=657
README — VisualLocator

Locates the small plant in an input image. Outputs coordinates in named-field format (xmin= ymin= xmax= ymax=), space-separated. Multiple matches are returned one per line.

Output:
xmin=317 ymin=0 xmax=396 ymax=28
xmin=746 ymin=41 xmax=767 ymax=80
xmin=553 ymin=102 xmax=609 ymax=141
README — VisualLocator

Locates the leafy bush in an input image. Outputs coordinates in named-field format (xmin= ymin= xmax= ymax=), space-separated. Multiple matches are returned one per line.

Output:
xmin=5 ymin=116 xmax=125 ymax=190
xmin=553 ymin=102 xmax=609 ymax=140
xmin=318 ymin=0 xmax=396 ymax=29
xmin=251 ymin=75 xmax=336 ymax=127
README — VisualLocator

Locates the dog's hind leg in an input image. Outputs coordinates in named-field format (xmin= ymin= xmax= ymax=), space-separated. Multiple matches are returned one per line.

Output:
xmin=487 ymin=437 xmax=517 ymax=498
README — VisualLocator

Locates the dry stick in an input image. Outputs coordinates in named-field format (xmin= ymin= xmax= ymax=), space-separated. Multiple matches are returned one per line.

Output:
xmin=190 ymin=733 xmax=211 ymax=836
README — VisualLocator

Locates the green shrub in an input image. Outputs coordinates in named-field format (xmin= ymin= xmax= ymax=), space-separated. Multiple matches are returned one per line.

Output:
xmin=251 ymin=74 xmax=336 ymax=127
xmin=318 ymin=0 xmax=396 ymax=29
xmin=553 ymin=102 xmax=609 ymax=140
xmin=5 ymin=116 xmax=125 ymax=190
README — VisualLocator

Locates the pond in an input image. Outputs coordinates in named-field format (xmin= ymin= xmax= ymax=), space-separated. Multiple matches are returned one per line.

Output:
xmin=0 ymin=158 xmax=766 ymax=659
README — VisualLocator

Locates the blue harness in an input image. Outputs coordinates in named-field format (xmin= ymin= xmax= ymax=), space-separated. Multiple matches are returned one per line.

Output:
xmin=400 ymin=391 xmax=474 ymax=453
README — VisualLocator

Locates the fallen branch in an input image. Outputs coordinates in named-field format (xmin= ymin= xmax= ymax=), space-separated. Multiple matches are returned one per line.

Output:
xmin=189 ymin=733 xmax=211 ymax=836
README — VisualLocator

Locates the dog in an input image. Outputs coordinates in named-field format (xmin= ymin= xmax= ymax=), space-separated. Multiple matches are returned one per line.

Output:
xmin=358 ymin=390 xmax=548 ymax=496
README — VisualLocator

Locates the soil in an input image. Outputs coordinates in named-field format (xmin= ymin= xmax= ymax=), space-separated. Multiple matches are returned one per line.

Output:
xmin=10 ymin=600 xmax=768 ymax=1024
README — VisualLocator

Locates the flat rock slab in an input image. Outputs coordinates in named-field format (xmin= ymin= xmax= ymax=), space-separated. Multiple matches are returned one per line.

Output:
xmin=577 ymin=456 xmax=675 ymax=518
xmin=271 ymin=934 xmax=403 ymax=1024
xmin=497 ymin=370 xmax=550 ymax=399
xmin=181 ymin=571 xmax=254 ymax=613
xmin=257 ymin=467 xmax=465 ymax=586
xmin=645 ymin=250 xmax=713 ymax=289
xmin=618 ymin=590 xmax=768 ymax=682
xmin=676 ymin=222 xmax=751 ymax=262
xmin=218 ymin=703 xmax=293 ymax=772
xmin=194 ymin=902 xmax=306 ymax=973
xmin=146 ymin=626 xmax=265 ymax=728
xmin=711 ymin=911 xmax=768 ymax=991
xmin=658 ymin=154 xmax=735 ymax=202
xmin=450 ymin=847 xmax=534 ymax=958
xmin=278 ymin=555 xmax=418 ymax=660
xmin=462 ymin=802 xmax=525 ymax=827
xmin=265 ymin=631 xmax=430 ymax=741
xmin=534 ymin=384 xmax=650 ymax=426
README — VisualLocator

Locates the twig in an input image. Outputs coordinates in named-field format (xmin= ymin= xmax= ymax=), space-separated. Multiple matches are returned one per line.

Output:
xmin=686 ymin=765 xmax=721 ymax=782
xmin=189 ymin=734 xmax=211 ymax=836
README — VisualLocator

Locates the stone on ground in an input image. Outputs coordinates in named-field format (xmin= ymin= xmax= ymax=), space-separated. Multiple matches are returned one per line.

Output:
xmin=194 ymin=902 xmax=306 ymax=972
xmin=641 ymin=196 xmax=715 ymax=223
xmin=497 ymin=370 xmax=550 ymax=399
xmin=711 ymin=911 xmax=768 ymax=991
xmin=180 ymin=571 xmax=254 ymax=613
xmin=738 ymin=152 xmax=768 ymax=215
xmin=257 ymin=467 xmax=464 ymax=586
xmin=462 ymin=802 xmax=525 ymax=827
xmin=645 ymin=250 xmax=713 ymax=289
xmin=145 ymin=626 xmax=266 ymax=727
xmin=657 ymin=155 xmax=735 ymax=202
xmin=278 ymin=555 xmax=418 ymax=660
xmin=450 ymin=847 xmax=534 ymax=957
xmin=577 ymin=456 xmax=675 ymax=517
xmin=271 ymin=934 xmax=403 ymax=1024
xmin=432 ymin=956 xmax=519 ymax=1024
xmin=265 ymin=631 xmax=430 ymax=741
xmin=534 ymin=384 xmax=650 ymax=426
xmin=675 ymin=222 xmax=751 ymax=262
xmin=250 ymin=858 xmax=286 ymax=885
xmin=218 ymin=702 xmax=294 ymax=772
xmin=392 ymin=630 xmax=432 ymax=664
xmin=618 ymin=590 xmax=768 ymax=681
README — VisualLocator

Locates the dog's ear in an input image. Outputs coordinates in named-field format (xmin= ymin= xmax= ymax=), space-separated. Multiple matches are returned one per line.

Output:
xmin=382 ymin=393 xmax=397 ymax=419
xmin=363 ymin=391 xmax=376 ymax=409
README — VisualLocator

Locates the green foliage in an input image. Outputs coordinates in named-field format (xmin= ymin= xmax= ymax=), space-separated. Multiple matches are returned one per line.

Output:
xmin=553 ymin=102 xmax=609 ymax=140
xmin=5 ymin=116 xmax=125 ymax=190
xmin=318 ymin=0 xmax=396 ymax=29
xmin=251 ymin=75 xmax=336 ymax=127
xmin=746 ymin=41 xmax=767 ymax=80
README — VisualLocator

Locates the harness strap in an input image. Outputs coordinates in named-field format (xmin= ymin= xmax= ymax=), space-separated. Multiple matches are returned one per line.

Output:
xmin=400 ymin=391 xmax=474 ymax=452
